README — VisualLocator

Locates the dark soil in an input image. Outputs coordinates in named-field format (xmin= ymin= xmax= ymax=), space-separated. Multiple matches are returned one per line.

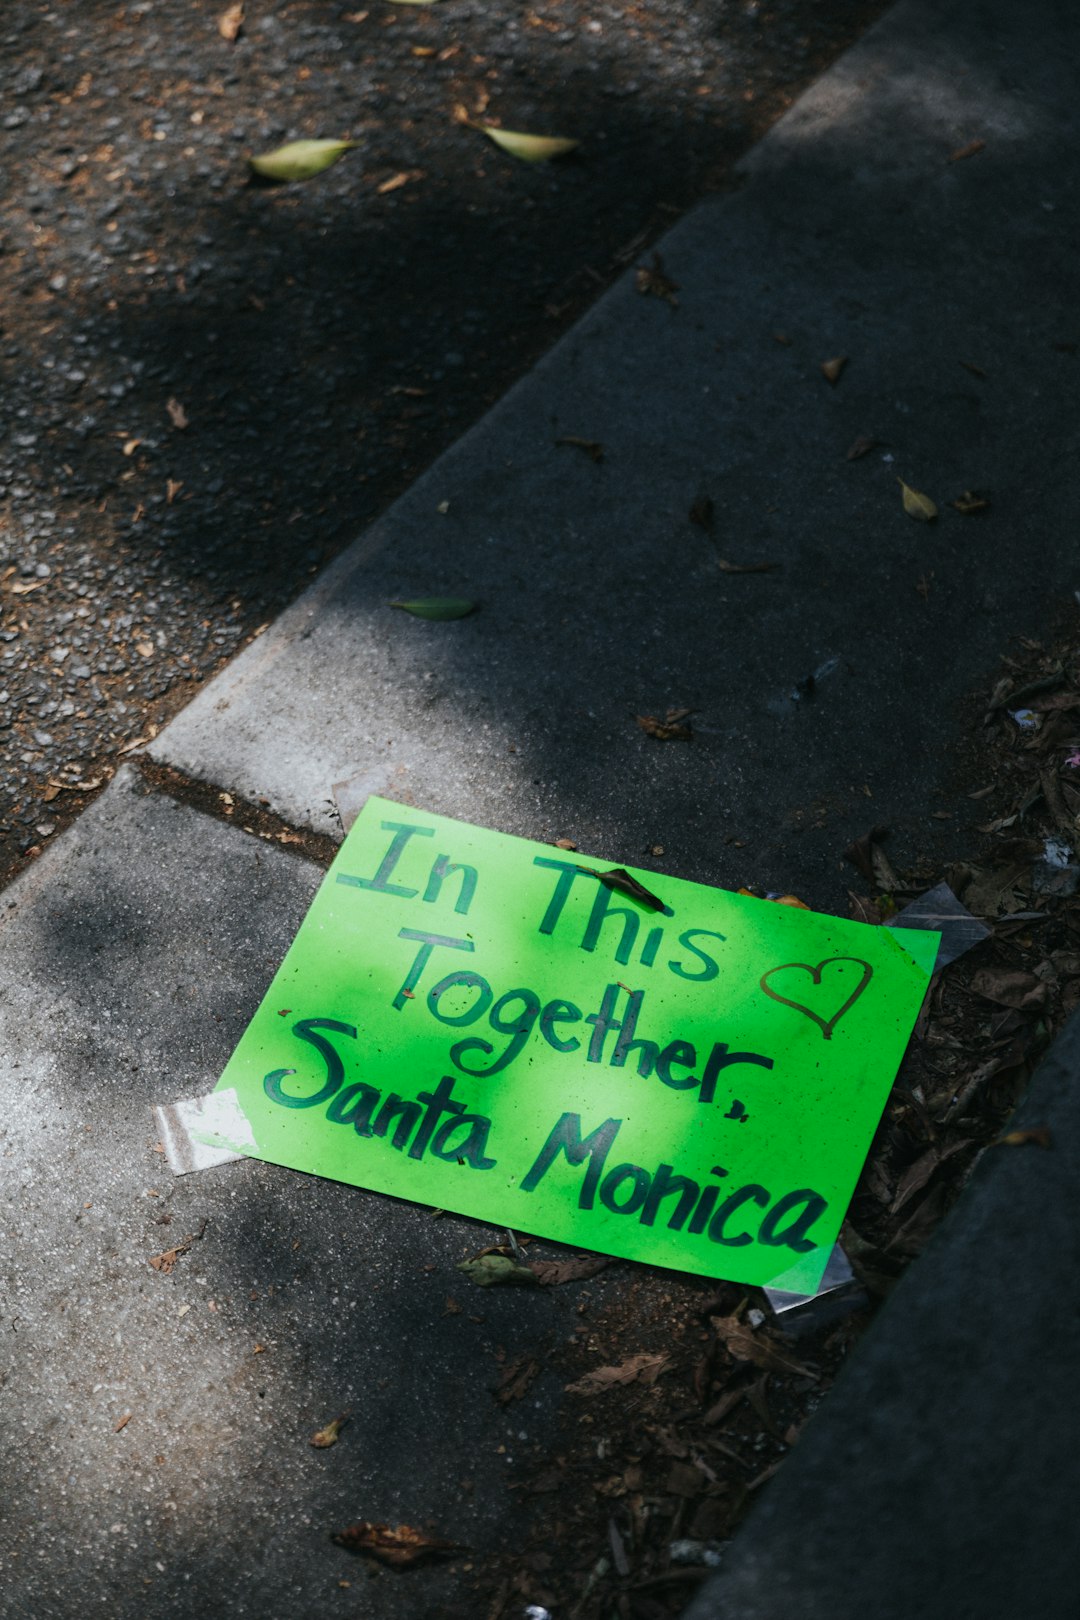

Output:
xmin=0 ymin=0 xmax=889 ymax=876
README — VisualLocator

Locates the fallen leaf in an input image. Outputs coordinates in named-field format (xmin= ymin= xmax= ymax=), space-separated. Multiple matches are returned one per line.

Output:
xmin=122 ymin=439 xmax=141 ymax=457
xmin=635 ymin=253 xmax=679 ymax=306
xmin=166 ymin=479 xmax=183 ymax=505
xmin=114 ymin=1412 xmax=133 ymax=1433
xmin=637 ymin=711 xmax=692 ymax=741
xmin=117 ymin=724 xmax=157 ymax=755
xmin=311 ymin=1412 xmax=350 ymax=1449
xmin=565 ymin=1352 xmax=670 ymax=1397
xmin=968 ymin=967 xmax=1047 ymax=1011
xmin=376 ymin=170 xmax=419 ymax=195
xmin=389 ymin=597 xmax=476 ymax=620
xmin=590 ymin=865 xmax=667 ymax=912
xmin=495 ymin=1354 xmax=540 ymax=1405
xmin=948 ymin=137 xmax=986 ymax=163
xmin=166 ymin=397 xmax=189 ymax=430
xmin=331 ymin=1522 xmax=463 ymax=1566
xmin=136 ymin=640 xmax=154 ymax=659
xmin=899 ymin=479 xmax=938 ymax=521
xmin=890 ymin=1140 xmax=974 ymax=1215
xmin=553 ymin=837 xmax=578 ymax=851
xmin=846 ymin=433 xmax=878 ymax=460
xmin=555 ymin=436 xmax=604 ymax=463
xmin=994 ymin=1126 xmax=1052 ymax=1149
xmin=528 ymin=1254 xmax=611 ymax=1286
xmin=710 ymin=1315 xmax=817 ymax=1378
xmin=715 ymin=557 xmax=778 ymax=574
xmin=249 ymin=139 xmax=358 ymax=182
xmin=457 ymin=1253 xmax=539 ymax=1288
xmin=42 ymin=782 xmax=61 ymax=802
xmin=473 ymin=126 xmax=578 ymax=163
xmin=148 ymin=1218 xmax=207 ymax=1274
xmin=950 ymin=490 xmax=990 ymax=514
xmin=217 ymin=2 xmax=244 ymax=40
xmin=10 ymin=579 xmax=46 ymax=594
xmin=820 ymin=355 xmax=847 ymax=385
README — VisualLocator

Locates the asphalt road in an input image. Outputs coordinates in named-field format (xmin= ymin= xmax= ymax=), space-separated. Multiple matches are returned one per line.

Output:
xmin=0 ymin=0 xmax=886 ymax=877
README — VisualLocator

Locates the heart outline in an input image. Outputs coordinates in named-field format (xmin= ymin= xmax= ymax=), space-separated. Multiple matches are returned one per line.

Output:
xmin=759 ymin=956 xmax=873 ymax=1039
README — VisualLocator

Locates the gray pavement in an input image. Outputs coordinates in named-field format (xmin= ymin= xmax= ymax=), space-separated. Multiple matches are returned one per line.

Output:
xmin=152 ymin=0 xmax=1080 ymax=905
xmin=0 ymin=768 xmax=567 ymax=1617
xmin=4 ymin=0 xmax=1080 ymax=1615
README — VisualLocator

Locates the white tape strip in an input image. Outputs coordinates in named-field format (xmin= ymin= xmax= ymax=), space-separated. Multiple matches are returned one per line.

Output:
xmin=764 ymin=1243 xmax=858 ymax=1317
xmin=153 ymin=1087 xmax=255 ymax=1176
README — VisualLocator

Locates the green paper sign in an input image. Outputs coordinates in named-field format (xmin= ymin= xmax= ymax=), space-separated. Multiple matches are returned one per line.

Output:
xmin=206 ymin=798 xmax=937 ymax=1294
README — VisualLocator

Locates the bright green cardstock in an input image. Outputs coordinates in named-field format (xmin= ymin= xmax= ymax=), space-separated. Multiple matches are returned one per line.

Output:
xmin=205 ymin=797 xmax=937 ymax=1293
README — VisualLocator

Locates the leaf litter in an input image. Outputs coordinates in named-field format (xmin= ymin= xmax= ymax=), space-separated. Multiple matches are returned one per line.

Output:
xmin=452 ymin=627 xmax=1080 ymax=1620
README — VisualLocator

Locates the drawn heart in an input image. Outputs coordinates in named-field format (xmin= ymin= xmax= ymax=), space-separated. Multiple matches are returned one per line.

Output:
xmin=759 ymin=956 xmax=873 ymax=1040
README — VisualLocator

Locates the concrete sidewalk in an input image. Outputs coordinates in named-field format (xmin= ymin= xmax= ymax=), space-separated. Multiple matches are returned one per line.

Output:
xmin=3 ymin=0 xmax=1080 ymax=1615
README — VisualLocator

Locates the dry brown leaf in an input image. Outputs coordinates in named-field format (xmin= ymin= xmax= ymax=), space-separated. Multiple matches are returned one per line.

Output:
xmin=528 ymin=1253 xmax=611 ymax=1286
xmin=148 ymin=1219 xmax=207 ymax=1274
xmin=117 ymin=727 xmax=157 ymax=755
xmin=376 ymin=170 xmax=421 ymax=195
xmin=331 ymin=1521 xmax=463 ymax=1567
xmin=846 ymin=434 xmax=878 ymax=460
xmin=166 ymin=479 xmax=183 ymax=505
xmin=951 ymin=490 xmax=990 ymax=515
xmin=890 ymin=1140 xmax=973 ymax=1215
xmin=166 ymin=397 xmax=189 ymax=429
xmin=948 ymin=138 xmax=986 ymax=163
xmin=637 ymin=711 xmax=692 ymax=741
xmin=703 ymin=1387 xmax=745 ymax=1427
xmin=136 ymin=640 xmax=154 ymax=659
xmin=565 ymin=1352 xmax=670 ymax=1397
xmin=122 ymin=438 xmax=141 ymax=457
xmin=218 ymin=2 xmax=244 ymax=41
xmin=710 ymin=1315 xmax=817 ymax=1379
xmin=820 ymin=355 xmax=847 ymax=385
xmin=553 ymin=837 xmax=577 ymax=851
xmin=968 ymin=967 xmax=1047 ymax=1011
xmin=114 ymin=1412 xmax=133 ymax=1433
xmin=994 ymin=1126 xmax=1052 ymax=1149
xmin=635 ymin=253 xmax=679 ymax=307
xmin=10 ymin=579 xmax=46 ymax=595
xmin=495 ymin=1354 xmax=540 ymax=1405
xmin=42 ymin=782 xmax=61 ymax=803
xmin=899 ymin=479 xmax=938 ymax=521
xmin=311 ymin=1412 xmax=350 ymax=1448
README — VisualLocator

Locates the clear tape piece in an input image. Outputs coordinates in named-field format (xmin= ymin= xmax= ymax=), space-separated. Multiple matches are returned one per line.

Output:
xmin=886 ymin=880 xmax=990 ymax=970
xmin=764 ymin=1242 xmax=857 ymax=1316
xmin=153 ymin=1087 xmax=254 ymax=1176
